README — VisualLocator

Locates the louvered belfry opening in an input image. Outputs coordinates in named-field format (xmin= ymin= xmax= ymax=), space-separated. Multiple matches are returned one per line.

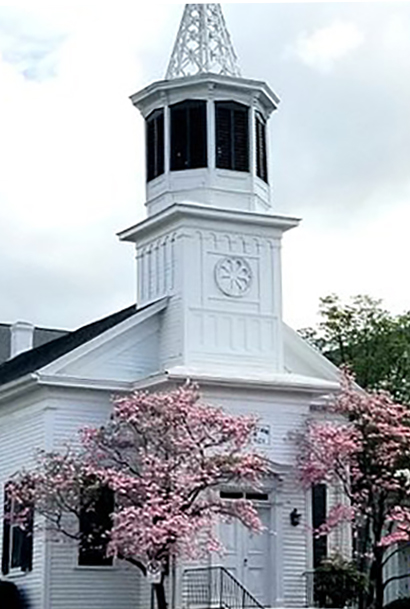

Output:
xmin=256 ymin=113 xmax=268 ymax=183
xmin=215 ymin=101 xmax=249 ymax=172
xmin=170 ymin=100 xmax=207 ymax=171
xmin=146 ymin=108 xmax=164 ymax=182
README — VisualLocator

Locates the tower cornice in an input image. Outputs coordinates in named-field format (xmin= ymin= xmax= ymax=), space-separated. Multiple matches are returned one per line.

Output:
xmin=118 ymin=202 xmax=300 ymax=243
xmin=130 ymin=72 xmax=280 ymax=119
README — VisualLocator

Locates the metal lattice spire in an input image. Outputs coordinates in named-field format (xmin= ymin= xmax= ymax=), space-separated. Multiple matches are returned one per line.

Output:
xmin=166 ymin=4 xmax=241 ymax=80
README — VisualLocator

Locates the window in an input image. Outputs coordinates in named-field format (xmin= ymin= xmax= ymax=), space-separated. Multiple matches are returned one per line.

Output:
xmin=215 ymin=101 xmax=249 ymax=172
xmin=1 ymin=484 xmax=33 ymax=575
xmin=220 ymin=490 xmax=269 ymax=501
xmin=78 ymin=486 xmax=114 ymax=566
xmin=170 ymin=100 xmax=207 ymax=171
xmin=256 ymin=113 xmax=268 ymax=183
xmin=146 ymin=108 xmax=164 ymax=182
xmin=312 ymin=483 xmax=327 ymax=569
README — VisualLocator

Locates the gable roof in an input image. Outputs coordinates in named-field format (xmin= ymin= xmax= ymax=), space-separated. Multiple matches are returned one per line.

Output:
xmin=0 ymin=305 xmax=138 ymax=388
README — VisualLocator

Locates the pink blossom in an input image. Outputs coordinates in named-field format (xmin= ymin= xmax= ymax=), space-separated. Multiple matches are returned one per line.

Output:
xmin=12 ymin=384 xmax=269 ymax=574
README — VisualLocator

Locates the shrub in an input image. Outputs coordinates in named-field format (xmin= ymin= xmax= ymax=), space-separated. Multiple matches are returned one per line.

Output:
xmin=314 ymin=553 xmax=367 ymax=608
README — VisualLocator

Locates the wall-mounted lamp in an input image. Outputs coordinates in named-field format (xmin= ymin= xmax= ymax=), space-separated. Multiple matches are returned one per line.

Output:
xmin=290 ymin=508 xmax=301 ymax=527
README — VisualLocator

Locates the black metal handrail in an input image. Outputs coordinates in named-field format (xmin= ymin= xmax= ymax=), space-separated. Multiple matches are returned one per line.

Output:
xmin=182 ymin=566 xmax=265 ymax=609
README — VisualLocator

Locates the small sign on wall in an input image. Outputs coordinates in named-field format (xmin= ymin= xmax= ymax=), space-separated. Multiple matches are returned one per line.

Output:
xmin=252 ymin=424 xmax=271 ymax=446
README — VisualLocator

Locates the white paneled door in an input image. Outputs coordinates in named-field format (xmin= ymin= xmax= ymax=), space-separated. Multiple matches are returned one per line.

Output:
xmin=220 ymin=504 xmax=271 ymax=606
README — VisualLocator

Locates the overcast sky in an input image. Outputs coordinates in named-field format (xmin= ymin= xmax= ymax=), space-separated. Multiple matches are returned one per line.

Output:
xmin=0 ymin=2 xmax=409 ymax=332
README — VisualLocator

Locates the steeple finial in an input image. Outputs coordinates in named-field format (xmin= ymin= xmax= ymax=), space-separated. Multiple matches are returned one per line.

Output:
xmin=165 ymin=4 xmax=241 ymax=80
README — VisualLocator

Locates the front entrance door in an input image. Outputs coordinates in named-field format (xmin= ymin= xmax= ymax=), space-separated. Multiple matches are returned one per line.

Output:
xmin=219 ymin=495 xmax=271 ymax=606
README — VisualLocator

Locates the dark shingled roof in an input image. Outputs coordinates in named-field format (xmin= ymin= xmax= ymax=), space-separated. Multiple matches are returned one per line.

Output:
xmin=0 ymin=325 xmax=69 ymax=366
xmin=0 ymin=304 xmax=138 ymax=388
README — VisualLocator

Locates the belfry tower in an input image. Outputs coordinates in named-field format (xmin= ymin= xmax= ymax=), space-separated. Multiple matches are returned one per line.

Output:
xmin=119 ymin=4 xmax=299 ymax=377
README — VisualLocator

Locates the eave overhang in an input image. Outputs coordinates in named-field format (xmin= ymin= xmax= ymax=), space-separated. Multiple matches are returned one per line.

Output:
xmin=118 ymin=202 xmax=300 ymax=244
xmin=130 ymin=72 xmax=280 ymax=119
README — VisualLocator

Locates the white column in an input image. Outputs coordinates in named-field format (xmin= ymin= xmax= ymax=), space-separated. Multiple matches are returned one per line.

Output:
xmin=164 ymin=102 xmax=170 ymax=174
xmin=207 ymin=85 xmax=216 ymax=171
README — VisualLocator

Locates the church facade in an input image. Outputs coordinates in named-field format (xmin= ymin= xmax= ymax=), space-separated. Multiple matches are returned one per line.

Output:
xmin=0 ymin=5 xmax=353 ymax=609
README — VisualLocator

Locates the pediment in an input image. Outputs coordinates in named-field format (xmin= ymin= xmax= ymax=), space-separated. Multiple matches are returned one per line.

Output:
xmin=39 ymin=299 xmax=167 ymax=386
xmin=283 ymin=322 xmax=340 ymax=383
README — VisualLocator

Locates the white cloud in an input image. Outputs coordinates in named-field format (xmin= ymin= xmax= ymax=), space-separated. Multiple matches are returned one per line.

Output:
xmin=0 ymin=4 xmax=177 ymax=327
xmin=291 ymin=20 xmax=364 ymax=72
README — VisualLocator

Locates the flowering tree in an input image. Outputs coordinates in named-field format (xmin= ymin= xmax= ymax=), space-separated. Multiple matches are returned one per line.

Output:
xmin=298 ymin=371 xmax=410 ymax=609
xmin=11 ymin=385 xmax=268 ymax=609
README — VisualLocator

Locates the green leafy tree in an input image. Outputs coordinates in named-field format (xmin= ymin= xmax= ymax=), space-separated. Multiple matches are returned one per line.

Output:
xmin=299 ymin=294 xmax=410 ymax=404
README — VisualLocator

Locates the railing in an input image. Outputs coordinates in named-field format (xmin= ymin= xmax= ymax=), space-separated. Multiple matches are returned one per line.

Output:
xmin=182 ymin=566 xmax=265 ymax=609
xmin=304 ymin=571 xmax=315 ymax=607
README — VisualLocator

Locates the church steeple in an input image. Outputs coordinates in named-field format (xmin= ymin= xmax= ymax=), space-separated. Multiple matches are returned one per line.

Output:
xmin=120 ymin=5 xmax=299 ymax=377
xmin=130 ymin=3 xmax=279 ymax=217
xmin=165 ymin=4 xmax=241 ymax=79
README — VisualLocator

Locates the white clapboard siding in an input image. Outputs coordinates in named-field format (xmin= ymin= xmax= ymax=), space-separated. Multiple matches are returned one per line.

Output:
xmin=281 ymin=473 xmax=308 ymax=607
xmin=48 ymin=540 xmax=140 ymax=609
xmin=159 ymin=295 xmax=184 ymax=369
xmin=46 ymin=389 xmax=147 ymax=609
xmin=201 ymin=386 xmax=312 ymax=607
xmin=52 ymin=313 xmax=161 ymax=384
xmin=0 ymin=393 xmax=50 ymax=609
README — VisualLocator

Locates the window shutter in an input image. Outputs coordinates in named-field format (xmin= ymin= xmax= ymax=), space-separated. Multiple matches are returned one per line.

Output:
xmin=20 ymin=508 xmax=33 ymax=572
xmin=156 ymin=111 xmax=164 ymax=177
xmin=146 ymin=109 xmax=165 ymax=182
xmin=170 ymin=100 xmax=207 ymax=171
xmin=171 ymin=104 xmax=188 ymax=171
xmin=215 ymin=105 xmax=231 ymax=169
xmin=215 ymin=101 xmax=249 ymax=172
xmin=147 ymin=118 xmax=156 ymax=181
xmin=233 ymin=107 xmax=249 ymax=172
xmin=190 ymin=103 xmax=207 ymax=168
xmin=312 ymin=484 xmax=327 ymax=568
xmin=256 ymin=115 xmax=268 ymax=183
xmin=1 ymin=489 xmax=10 ymax=575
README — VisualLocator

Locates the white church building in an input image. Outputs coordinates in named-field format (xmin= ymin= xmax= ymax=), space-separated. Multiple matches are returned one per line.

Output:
xmin=0 ymin=5 xmax=356 ymax=609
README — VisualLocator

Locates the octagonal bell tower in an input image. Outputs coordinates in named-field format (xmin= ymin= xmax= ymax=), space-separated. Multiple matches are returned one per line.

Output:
xmin=120 ymin=4 xmax=299 ymax=377
xmin=131 ymin=4 xmax=280 ymax=217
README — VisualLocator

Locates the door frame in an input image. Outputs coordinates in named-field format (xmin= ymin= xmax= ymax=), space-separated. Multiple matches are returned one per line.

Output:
xmin=215 ymin=474 xmax=283 ymax=607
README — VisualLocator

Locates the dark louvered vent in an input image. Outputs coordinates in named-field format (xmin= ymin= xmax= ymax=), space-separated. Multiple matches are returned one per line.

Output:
xmin=170 ymin=100 xmax=207 ymax=171
xmin=146 ymin=108 xmax=164 ymax=182
xmin=256 ymin=114 xmax=268 ymax=183
xmin=215 ymin=101 xmax=249 ymax=172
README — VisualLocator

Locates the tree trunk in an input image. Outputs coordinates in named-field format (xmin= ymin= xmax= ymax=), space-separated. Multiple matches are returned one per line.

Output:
xmin=373 ymin=550 xmax=384 ymax=609
xmin=154 ymin=581 xmax=167 ymax=609
xmin=367 ymin=546 xmax=384 ymax=609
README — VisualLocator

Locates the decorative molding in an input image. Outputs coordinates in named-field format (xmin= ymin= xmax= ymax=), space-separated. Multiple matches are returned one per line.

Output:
xmin=214 ymin=255 xmax=252 ymax=298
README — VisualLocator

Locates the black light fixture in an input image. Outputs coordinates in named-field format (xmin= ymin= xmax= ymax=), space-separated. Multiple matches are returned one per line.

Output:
xmin=290 ymin=508 xmax=301 ymax=526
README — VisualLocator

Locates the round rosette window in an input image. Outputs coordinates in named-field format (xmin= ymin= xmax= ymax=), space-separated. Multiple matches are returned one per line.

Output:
xmin=214 ymin=256 xmax=252 ymax=297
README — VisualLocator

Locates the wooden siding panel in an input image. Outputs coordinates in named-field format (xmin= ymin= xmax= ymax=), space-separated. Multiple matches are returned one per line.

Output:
xmin=0 ymin=398 xmax=48 ymax=609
